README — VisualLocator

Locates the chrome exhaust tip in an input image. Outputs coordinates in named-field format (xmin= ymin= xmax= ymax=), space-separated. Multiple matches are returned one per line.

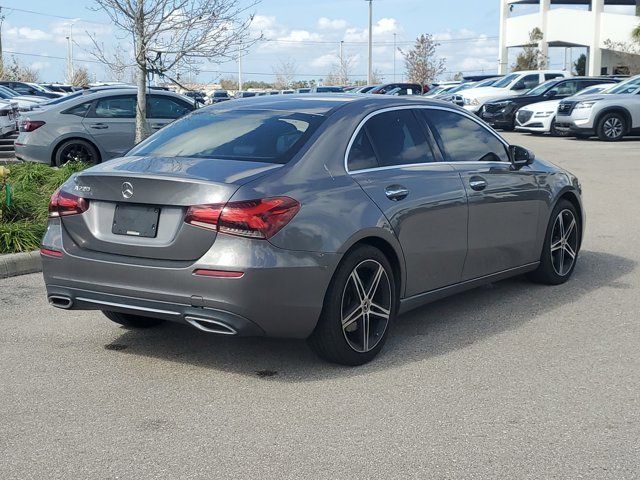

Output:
xmin=185 ymin=316 xmax=237 ymax=335
xmin=48 ymin=295 xmax=73 ymax=310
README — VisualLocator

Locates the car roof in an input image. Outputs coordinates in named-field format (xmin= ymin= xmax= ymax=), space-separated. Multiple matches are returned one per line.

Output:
xmin=202 ymin=93 xmax=465 ymax=117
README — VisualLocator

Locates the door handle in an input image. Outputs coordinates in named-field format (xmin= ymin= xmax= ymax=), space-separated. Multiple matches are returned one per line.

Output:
xmin=385 ymin=185 xmax=409 ymax=201
xmin=89 ymin=123 xmax=108 ymax=130
xmin=469 ymin=176 xmax=487 ymax=191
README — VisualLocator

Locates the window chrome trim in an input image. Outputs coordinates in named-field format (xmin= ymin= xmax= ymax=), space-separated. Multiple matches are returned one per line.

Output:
xmin=344 ymin=104 xmax=511 ymax=175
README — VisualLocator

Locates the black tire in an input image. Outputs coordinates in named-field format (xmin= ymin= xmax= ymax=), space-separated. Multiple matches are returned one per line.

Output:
xmin=308 ymin=245 xmax=397 ymax=366
xmin=528 ymin=199 xmax=581 ymax=285
xmin=596 ymin=112 xmax=626 ymax=142
xmin=550 ymin=118 xmax=567 ymax=137
xmin=102 ymin=310 xmax=165 ymax=329
xmin=54 ymin=139 xmax=100 ymax=166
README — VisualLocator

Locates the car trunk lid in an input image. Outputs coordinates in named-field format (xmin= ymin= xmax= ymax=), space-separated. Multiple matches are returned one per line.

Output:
xmin=60 ymin=156 xmax=281 ymax=261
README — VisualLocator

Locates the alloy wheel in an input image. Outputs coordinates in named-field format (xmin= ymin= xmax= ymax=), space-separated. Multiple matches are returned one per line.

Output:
xmin=550 ymin=209 xmax=578 ymax=276
xmin=603 ymin=117 xmax=623 ymax=139
xmin=341 ymin=259 xmax=392 ymax=353
xmin=61 ymin=144 xmax=93 ymax=164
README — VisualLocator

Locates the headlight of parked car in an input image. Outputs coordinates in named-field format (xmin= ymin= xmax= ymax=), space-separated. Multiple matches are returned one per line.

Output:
xmin=575 ymin=100 xmax=598 ymax=110
xmin=464 ymin=97 xmax=480 ymax=106
xmin=534 ymin=111 xmax=555 ymax=118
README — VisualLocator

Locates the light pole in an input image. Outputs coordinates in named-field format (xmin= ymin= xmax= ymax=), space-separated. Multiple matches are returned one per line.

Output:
xmin=367 ymin=0 xmax=373 ymax=84
xmin=393 ymin=33 xmax=396 ymax=82
xmin=238 ymin=41 xmax=243 ymax=92
xmin=339 ymin=40 xmax=344 ymax=85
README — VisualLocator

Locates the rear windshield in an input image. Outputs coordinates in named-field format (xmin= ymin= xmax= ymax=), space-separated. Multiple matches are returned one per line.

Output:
xmin=129 ymin=109 xmax=325 ymax=164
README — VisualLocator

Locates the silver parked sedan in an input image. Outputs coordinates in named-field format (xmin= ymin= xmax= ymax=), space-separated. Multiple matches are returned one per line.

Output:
xmin=42 ymin=95 xmax=584 ymax=365
xmin=15 ymin=88 xmax=195 ymax=166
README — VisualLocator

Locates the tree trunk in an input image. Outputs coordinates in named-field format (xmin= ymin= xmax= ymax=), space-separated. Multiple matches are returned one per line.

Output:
xmin=134 ymin=1 xmax=149 ymax=144
xmin=135 ymin=63 xmax=150 ymax=143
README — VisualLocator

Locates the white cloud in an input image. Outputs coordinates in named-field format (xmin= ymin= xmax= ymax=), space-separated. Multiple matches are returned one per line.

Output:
xmin=310 ymin=53 xmax=338 ymax=68
xmin=317 ymin=17 xmax=348 ymax=30
xmin=6 ymin=26 xmax=53 ymax=42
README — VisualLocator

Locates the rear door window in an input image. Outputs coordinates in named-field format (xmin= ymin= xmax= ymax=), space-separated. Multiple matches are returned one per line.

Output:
xmin=364 ymin=110 xmax=437 ymax=167
xmin=347 ymin=129 xmax=378 ymax=171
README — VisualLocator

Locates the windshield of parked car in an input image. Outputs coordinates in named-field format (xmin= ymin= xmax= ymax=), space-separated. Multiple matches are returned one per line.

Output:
xmin=446 ymin=83 xmax=474 ymax=94
xmin=492 ymin=73 xmax=520 ymax=89
xmin=0 ymin=86 xmax=18 ymax=98
xmin=575 ymin=85 xmax=611 ymax=96
xmin=608 ymin=76 xmax=640 ymax=94
xmin=525 ymin=80 xmax=558 ymax=96
xmin=129 ymin=110 xmax=325 ymax=164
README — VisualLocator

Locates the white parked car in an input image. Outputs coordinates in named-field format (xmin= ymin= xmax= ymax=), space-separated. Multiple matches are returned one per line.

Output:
xmin=515 ymin=83 xmax=616 ymax=136
xmin=461 ymin=70 xmax=571 ymax=113
xmin=0 ymin=100 xmax=18 ymax=136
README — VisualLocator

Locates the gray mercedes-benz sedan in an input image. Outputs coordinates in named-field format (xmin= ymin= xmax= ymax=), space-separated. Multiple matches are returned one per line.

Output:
xmin=42 ymin=95 xmax=584 ymax=365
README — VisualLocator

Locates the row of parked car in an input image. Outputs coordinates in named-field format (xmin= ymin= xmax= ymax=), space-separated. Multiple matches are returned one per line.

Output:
xmin=445 ymin=70 xmax=640 ymax=142
xmin=12 ymin=72 xmax=640 ymax=167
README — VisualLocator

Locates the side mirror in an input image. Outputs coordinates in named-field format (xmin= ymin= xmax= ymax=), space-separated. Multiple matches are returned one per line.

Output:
xmin=512 ymin=81 xmax=525 ymax=90
xmin=509 ymin=145 xmax=535 ymax=168
xmin=546 ymin=89 xmax=558 ymax=98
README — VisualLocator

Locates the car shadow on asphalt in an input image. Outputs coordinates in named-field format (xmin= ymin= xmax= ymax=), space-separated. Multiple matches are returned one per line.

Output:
xmin=108 ymin=250 xmax=635 ymax=381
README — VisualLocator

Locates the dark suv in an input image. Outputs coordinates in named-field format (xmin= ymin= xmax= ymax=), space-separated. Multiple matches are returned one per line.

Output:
xmin=480 ymin=77 xmax=618 ymax=130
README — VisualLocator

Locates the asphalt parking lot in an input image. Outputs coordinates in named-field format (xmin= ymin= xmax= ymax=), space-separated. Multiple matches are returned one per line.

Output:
xmin=1 ymin=133 xmax=639 ymax=479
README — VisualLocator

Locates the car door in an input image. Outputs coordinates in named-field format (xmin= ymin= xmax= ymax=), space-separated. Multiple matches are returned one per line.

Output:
xmin=146 ymin=95 xmax=194 ymax=132
xmin=423 ymin=108 xmax=541 ymax=280
xmin=347 ymin=108 xmax=468 ymax=297
xmin=83 ymin=94 xmax=136 ymax=159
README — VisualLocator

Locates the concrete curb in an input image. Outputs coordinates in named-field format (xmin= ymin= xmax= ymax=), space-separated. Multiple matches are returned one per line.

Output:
xmin=0 ymin=251 xmax=42 ymax=279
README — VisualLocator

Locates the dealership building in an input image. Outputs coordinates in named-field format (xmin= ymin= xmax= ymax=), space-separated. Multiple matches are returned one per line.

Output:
xmin=499 ymin=0 xmax=640 ymax=75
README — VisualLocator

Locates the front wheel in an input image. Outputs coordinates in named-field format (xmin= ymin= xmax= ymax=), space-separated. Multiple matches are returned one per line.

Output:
xmin=308 ymin=245 xmax=397 ymax=366
xmin=528 ymin=199 xmax=581 ymax=285
xmin=597 ymin=113 xmax=626 ymax=142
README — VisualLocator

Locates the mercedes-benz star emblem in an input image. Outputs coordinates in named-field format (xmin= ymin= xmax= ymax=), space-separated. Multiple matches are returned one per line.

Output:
xmin=122 ymin=182 xmax=134 ymax=199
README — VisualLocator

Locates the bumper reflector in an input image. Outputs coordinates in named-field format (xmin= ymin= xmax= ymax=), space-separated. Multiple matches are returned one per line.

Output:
xmin=193 ymin=269 xmax=244 ymax=279
xmin=40 ymin=247 xmax=63 ymax=258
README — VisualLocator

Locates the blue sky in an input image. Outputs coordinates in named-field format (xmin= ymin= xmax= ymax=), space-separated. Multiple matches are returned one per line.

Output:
xmin=2 ymin=0 xmax=506 ymax=83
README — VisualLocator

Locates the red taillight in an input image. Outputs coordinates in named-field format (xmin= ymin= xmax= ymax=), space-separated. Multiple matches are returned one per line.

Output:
xmin=20 ymin=120 xmax=45 ymax=132
xmin=185 ymin=197 xmax=300 ymax=239
xmin=48 ymin=189 xmax=89 ymax=218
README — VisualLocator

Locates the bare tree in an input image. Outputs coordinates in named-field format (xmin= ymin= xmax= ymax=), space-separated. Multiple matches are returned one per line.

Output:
xmin=68 ymin=66 xmax=91 ymax=87
xmin=400 ymin=34 xmax=446 ymax=91
xmin=273 ymin=58 xmax=297 ymax=90
xmin=90 ymin=0 xmax=259 ymax=142
xmin=512 ymin=28 xmax=547 ymax=71
xmin=0 ymin=56 xmax=39 ymax=82
xmin=370 ymin=68 xmax=384 ymax=84
xmin=325 ymin=52 xmax=356 ymax=86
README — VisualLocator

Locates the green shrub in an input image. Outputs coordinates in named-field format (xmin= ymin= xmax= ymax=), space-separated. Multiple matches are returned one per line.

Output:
xmin=0 ymin=161 xmax=89 ymax=254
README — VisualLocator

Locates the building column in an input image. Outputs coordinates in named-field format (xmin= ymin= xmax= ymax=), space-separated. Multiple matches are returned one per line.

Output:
xmin=588 ymin=0 xmax=604 ymax=75
xmin=539 ymin=0 xmax=550 ymax=66
xmin=498 ymin=0 xmax=510 ymax=74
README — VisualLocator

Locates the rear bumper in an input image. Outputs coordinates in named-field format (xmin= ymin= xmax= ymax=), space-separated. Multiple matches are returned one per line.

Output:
xmin=42 ymin=220 xmax=341 ymax=338
xmin=14 ymin=141 xmax=50 ymax=164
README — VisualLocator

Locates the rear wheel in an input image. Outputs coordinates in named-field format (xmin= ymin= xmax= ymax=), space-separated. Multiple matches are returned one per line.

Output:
xmin=528 ymin=199 xmax=580 ymax=285
xmin=54 ymin=139 xmax=100 ymax=166
xmin=596 ymin=112 xmax=626 ymax=142
xmin=102 ymin=311 xmax=165 ymax=329
xmin=308 ymin=245 xmax=397 ymax=366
